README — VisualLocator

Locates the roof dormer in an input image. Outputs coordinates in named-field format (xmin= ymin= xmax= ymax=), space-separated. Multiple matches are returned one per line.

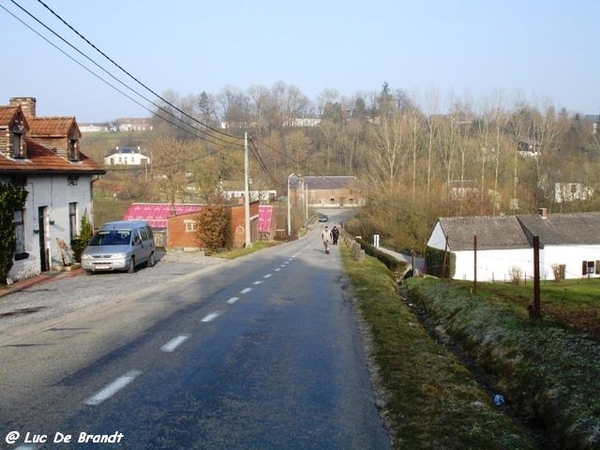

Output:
xmin=0 ymin=106 xmax=30 ymax=159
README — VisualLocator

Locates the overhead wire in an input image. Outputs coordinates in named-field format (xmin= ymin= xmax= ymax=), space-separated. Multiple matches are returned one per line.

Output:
xmin=5 ymin=0 xmax=237 ymax=148
xmin=33 ymin=0 xmax=242 ymax=142
xmin=5 ymin=1 xmax=352 ymax=189
xmin=248 ymin=133 xmax=356 ymax=189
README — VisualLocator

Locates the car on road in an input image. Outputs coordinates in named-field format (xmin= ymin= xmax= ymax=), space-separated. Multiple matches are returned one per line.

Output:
xmin=318 ymin=214 xmax=328 ymax=222
xmin=81 ymin=220 xmax=156 ymax=273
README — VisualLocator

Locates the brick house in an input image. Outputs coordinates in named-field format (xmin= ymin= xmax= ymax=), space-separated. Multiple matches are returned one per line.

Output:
xmin=296 ymin=175 xmax=363 ymax=207
xmin=167 ymin=201 xmax=260 ymax=250
xmin=0 ymin=97 xmax=105 ymax=281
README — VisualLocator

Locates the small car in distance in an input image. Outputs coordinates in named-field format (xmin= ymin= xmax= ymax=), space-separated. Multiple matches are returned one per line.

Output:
xmin=81 ymin=220 xmax=156 ymax=273
xmin=318 ymin=214 xmax=328 ymax=222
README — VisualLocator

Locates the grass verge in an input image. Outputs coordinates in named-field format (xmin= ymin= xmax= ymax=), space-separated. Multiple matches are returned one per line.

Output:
xmin=402 ymin=277 xmax=600 ymax=450
xmin=340 ymin=242 xmax=535 ymax=449
xmin=216 ymin=241 xmax=282 ymax=259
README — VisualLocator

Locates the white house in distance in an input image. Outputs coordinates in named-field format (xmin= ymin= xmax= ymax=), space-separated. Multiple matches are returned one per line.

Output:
xmin=0 ymin=97 xmax=105 ymax=281
xmin=104 ymin=146 xmax=150 ymax=166
xmin=427 ymin=209 xmax=600 ymax=281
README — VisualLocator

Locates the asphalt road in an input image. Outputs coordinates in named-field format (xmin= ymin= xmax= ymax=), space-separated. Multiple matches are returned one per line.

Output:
xmin=0 ymin=220 xmax=390 ymax=450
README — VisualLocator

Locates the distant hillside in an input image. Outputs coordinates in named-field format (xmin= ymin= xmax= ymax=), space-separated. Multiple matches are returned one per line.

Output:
xmin=80 ymin=130 xmax=156 ymax=164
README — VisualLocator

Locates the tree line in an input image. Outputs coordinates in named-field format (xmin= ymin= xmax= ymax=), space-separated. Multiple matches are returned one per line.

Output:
xmin=85 ymin=82 xmax=600 ymax=253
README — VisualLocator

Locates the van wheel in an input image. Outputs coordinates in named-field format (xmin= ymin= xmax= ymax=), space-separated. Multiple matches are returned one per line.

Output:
xmin=128 ymin=257 xmax=135 ymax=273
xmin=147 ymin=252 xmax=155 ymax=268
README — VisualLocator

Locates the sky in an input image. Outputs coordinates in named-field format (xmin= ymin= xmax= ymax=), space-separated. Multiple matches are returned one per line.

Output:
xmin=1 ymin=0 xmax=598 ymax=122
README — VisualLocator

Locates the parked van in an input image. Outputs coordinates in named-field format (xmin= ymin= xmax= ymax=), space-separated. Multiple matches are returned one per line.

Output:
xmin=81 ymin=220 xmax=156 ymax=273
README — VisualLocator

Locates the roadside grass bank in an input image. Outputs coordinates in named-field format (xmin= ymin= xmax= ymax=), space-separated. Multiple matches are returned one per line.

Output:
xmin=340 ymin=243 xmax=535 ymax=449
xmin=401 ymin=277 xmax=600 ymax=450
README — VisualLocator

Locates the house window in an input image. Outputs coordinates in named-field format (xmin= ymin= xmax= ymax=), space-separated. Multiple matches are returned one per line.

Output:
xmin=68 ymin=138 xmax=79 ymax=161
xmin=330 ymin=197 xmax=335 ymax=204
xmin=14 ymin=209 xmax=26 ymax=257
xmin=69 ymin=203 xmax=77 ymax=242
xmin=12 ymin=131 xmax=25 ymax=158
xmin=185 ymin=220 xmax=197 ymax=232
xmin=582 ymin=260 xmax=596 ymax=276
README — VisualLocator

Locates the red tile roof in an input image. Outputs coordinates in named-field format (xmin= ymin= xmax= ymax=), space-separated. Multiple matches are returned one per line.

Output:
xmin=0 ymin=106 xmax=19 ymax=125
xmin=0 ymin=137 xmax=105 ymax=175
xmin=28 ymin=117 xmax=78 ymax=136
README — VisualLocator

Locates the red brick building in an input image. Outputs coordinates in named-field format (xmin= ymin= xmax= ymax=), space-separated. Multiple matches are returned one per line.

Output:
xmin=167 ymin=201 xmax=261 ymax=250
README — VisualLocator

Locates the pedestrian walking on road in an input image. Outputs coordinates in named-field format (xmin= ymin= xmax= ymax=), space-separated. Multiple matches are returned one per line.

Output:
xmin=321 ymin=225 xmax=332 ymax=254
xmin=331 ymin=226 xmax=339 ymax=245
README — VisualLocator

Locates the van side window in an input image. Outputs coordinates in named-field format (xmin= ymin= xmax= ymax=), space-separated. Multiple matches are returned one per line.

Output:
xmin=145 ymin=226 xmax=154 ymax=240
xmin=139 ymin=227 xmax=149 ymax=241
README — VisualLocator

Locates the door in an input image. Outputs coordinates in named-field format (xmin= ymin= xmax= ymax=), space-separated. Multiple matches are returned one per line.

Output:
xmin=38 ymin=206 xmax=49 ymax=272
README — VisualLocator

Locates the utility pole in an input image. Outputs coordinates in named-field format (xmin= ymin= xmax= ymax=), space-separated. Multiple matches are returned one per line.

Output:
xmin=532 ymin=235 xmax=541 ymax=318
xmin=473 ymin=235 xmax=478 ymax=294
xmin=244 ymin=132 xmax=251 ymax=248
xmin=287 ymin=173 xmax=295 ymax=237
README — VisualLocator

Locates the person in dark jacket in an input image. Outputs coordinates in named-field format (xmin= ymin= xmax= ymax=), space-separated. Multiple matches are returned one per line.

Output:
xmin=331 ymin=225 xmax=340 ymax=245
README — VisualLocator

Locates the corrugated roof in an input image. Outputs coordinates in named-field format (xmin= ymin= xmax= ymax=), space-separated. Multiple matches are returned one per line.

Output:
xmin=123 ymin=203 xmax=203 ymax=229
xmin=258 ymin=205 xmax=273 ymax=233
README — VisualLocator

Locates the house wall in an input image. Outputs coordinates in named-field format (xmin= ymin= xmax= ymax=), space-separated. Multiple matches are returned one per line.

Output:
xmin=167 ymin=213 xmax=203 ymax=250
xmin=104 ymin=152 xmax=150 ymax=165
xmin=308 ymin=187 xmax=362 ymax=207
xmin=542 ymin=245 xmax=600 ymax=280
xmin=453 ymin=248 xmax=532 ymax=282
xmin=427 ymin=222 xmax=446 ymax=250
xmin=231 ymin=202 xmax=259 ymax=248
xmin=6 ymin=174 xmax=95 ymax=281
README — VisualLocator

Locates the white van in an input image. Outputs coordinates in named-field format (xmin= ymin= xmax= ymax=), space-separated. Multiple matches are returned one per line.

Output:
xmin=81 ymin=220 xmax=156 ymax=273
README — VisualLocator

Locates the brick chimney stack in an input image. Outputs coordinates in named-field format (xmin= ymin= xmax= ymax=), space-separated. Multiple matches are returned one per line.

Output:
xmin=9 ymin=97 xmax=36 ymax=117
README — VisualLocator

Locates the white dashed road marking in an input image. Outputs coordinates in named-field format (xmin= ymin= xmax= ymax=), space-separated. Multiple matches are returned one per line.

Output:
xmin=201 ymin=311 xmax=223 ymax=322
xmin=241 ymin=287 xmax=252 ymax=294
xmin=253 ymin=281 xmax=262 ymax=285
xmin=227 ymin=296 xmax=240 ymax=304
xmin=161 ymin=335 xmax=190 ymax=352
xmin=263 ymin=273 xmax=273 ymax=278
xmin=85 ymin=370 xmax=141 ymax=406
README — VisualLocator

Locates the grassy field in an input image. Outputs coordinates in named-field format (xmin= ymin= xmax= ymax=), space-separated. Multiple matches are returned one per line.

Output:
xmin=472 ymin=279 xmax=600 ymax=338
xmin=340 ymin=242 xmax=535 ymax=449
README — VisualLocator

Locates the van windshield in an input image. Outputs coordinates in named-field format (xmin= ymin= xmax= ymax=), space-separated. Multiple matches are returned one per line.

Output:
xmin=88 ymin=230 xmax=132 ymax=246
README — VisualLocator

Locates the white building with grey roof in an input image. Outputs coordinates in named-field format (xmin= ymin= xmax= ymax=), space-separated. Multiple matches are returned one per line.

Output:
xmin=427 ymin=209 xmax=600 ymax=281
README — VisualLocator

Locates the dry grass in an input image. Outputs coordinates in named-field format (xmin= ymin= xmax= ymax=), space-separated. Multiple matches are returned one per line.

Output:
xmin=341 ymin=244 xmax=534 ymax=449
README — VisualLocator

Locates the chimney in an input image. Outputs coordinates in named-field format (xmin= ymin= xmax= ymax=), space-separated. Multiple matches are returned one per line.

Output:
xmin=539 ymin=208 xmax=548 ymax=219
xmin=10 ymin=97 xmax=36 ymax=117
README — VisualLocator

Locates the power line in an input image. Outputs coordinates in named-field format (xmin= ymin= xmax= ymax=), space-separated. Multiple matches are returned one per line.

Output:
xmin=33 ymin=0 xmax=242 ymax=142
xmin=249 ymin=134 xmax=355 ymax=189
xmin=5 ymin=0 xmax=236 ymax=148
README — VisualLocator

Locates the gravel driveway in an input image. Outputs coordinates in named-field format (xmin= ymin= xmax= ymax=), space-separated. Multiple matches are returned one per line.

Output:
xmin=0 ymin=251 xmax=228 ymax=345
